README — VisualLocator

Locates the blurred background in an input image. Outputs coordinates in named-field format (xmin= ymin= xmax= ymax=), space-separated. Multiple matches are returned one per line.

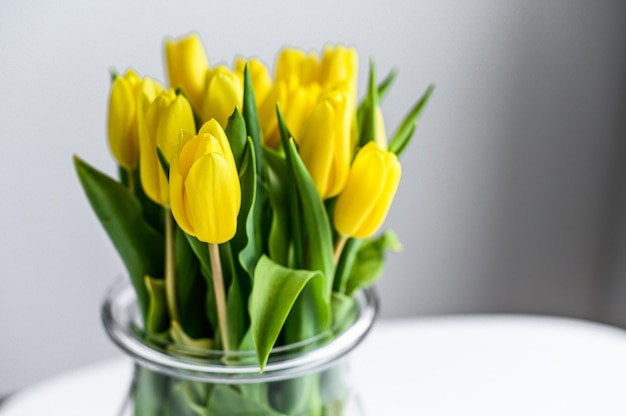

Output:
xmin=1 ymin=0 xmax=626 ymax=397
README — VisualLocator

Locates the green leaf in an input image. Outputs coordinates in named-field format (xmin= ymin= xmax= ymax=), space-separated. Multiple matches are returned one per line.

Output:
xmin=242 ymin=63 xmax=263 ymax=176
xmin=220 ymin=242 xmax=247 ymax=349
xmin=345 ymin=230 xmax=402 ymax=295
xmin=332 ymin=237 xmax=361 ymax=293
xmin=331 ymin=291 xmax=358 ymax=334
xmin=377 ymin=68 xmax=398 ymax=102
xmin=175 ymin=226 xmax=210 ymax=339
xmin=132 ymin=366 xmax=170 ymax=416
xmin=285 ymin=139 xmax=335 ymax=297
xmin=271 ymin=375 xmax=322 ymax=416
xmin=183 ymin=234 xmax=212 ymax=282
xmin=390 ymin=123 xmax=416 ymax=157
xmin=144 ymin=275 xmax=169 ymax=334
xmin=250 ymin=255 xmax=330 ymax=371
xmin=219 ymin=137 xmax=259 ymax=348
xmin=169 ymin=321 xmax=213 ymax=351
xmin=226 ymin=265 xmax=247 ymax=351
xmin=279 ymin=138 xmax=334 ymax=353
xmin=224 ymin=107 xmax=248 ymax=170
xmin=237 ymin=137 xmax=265 ymax=279
xmin=357 ymin=58 xmax=380 ymax=147
xmin=357 ymin=68 xmax=397 ymax=124
xmin=183 ymin=234 xmax=218 ymax=332
xmin=263 ymin=148 xmax=291 ymax=266
xmin=123 ymin=166 xmax=164 ymax=235
xmin=156 ymin=146 xmax=170 ymax=179
xmin=74 ymin=155 xmax=164 ymax=320
xmin=165 ymin=379 xmax=208 ymax=416
xmin=388 ymin=84 xmax=434 ymax=157
xmin=205 ymin=385 xmax=284 ymax=416
xmin=275 ymin=105 xmax=304 ymax=268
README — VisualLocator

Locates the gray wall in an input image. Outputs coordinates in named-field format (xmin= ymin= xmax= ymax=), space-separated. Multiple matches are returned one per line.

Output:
xmin=1 ymin=0 xmax=626 ymax=396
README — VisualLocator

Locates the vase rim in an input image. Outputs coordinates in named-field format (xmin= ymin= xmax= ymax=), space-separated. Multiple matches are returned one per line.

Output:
xmin=102 ymin=278 xmax=378 ymax=383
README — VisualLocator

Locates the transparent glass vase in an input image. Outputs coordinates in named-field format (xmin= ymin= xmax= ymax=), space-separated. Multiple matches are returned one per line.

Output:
xmin=102 ymin=279 xmax=378 ymax=416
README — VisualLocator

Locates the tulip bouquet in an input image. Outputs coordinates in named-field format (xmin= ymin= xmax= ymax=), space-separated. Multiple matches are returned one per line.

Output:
xmin=75 ymin=33 xmax=431 ymax=415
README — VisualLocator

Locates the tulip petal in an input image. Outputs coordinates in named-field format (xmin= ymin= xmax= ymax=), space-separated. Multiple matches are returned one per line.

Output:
xmin=298 ymin=100 xmax=335 ymax=198
xmin=353 ymin=154 xmax=401 ymax=238
xmin=138 ymin=90 xmax=195 ymax=206
xmin=164 ymin=33 xmax=210 ymax=113
xmin=185 ymin=153 xmax=241 ymax=244
xmin=157 ymin=95 xmax=195 ymax=160
xmin=169 ymin=156 xmax=194 ymax=236
xmin=203 ymin=68 xmax=243 ymax=128
xmin=199 ymin=119 xmax=238 ymax=174
xmin=108 ymin=76 xmax=137 ymax=169
xmin=138 ymin=93 xmax=166 ymax=205
xmin=333 ymin=142 xmax=400 ymax=239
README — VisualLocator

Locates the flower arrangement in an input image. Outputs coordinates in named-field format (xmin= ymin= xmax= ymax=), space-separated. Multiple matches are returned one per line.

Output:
xmin=75 ymin=33 xmax=432 ymax=414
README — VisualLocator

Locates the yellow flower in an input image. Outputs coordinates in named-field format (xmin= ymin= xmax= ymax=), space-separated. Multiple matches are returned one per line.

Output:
xmin=258 ymin=80 xmax=320 ymax=148
xmin=259 ymin=48 xmax=320 ymax=148
xmin=107 ymin=69 xmax=141 ymax=170
xmin=297 ymin=88 xmax=352 ymax=199
xmin=320 ymin=45 xmax=358 ymax=91
xmin=138 ymin=89 xmax=195 ymax=206
xmin=170 ymin=120 xmax=241 ymax=244
xmin=258 ymin=45 xmax=357 ymax=150
xmin=333 ymin=142 xmax=401 ymax=239
xmin=164 ymin=33 xmax=210 ymax=115
xmin=275 ymin=48 xmax=319 ymax=86
xmin=202 ymin=65 xmax=243 ymax=128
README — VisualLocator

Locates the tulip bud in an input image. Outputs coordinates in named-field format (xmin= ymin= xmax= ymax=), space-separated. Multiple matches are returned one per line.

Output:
xmin=259 ymin=80 xmax=322 ymax=149
xmin=333 ymin=142 xmax=401 ymax=239
xmin=107 ymin=69 xmax=141 ymax=170
xmin=320 ymin=45 xmax=358 ymax=91
xmin=275 ymin=48 xmax=319 ymax=86
xmin=297 ymin=89 xmax=352 ymax=199
xmin=164 ymin=33 xmax=210 ymax=115
xmin=258 ymin=45 xmax=357 ymax=150
xmin=170 ymin=120 xmax=241 ymax=244
xmin=138 ymin=89 xmax=195 ymax=206
xmin=202 ymin=65 xmax=243 ymax=128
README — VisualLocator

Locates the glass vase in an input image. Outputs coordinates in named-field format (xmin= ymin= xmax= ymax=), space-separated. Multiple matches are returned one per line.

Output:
xmin=102 ymin=279 xmax=378 ymax=416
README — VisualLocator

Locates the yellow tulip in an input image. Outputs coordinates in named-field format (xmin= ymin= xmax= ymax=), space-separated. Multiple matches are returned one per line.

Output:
xmin=138 ymin=89 xmax=195 ymax=206
xmin=258 ymin=45 xmax=357 ymax=150
xmin=259 ymin=81 xmax=321 ymax=148
xmin=320 ymin=45 xmax=358 ymax=91
xmin=333 ymin=141 xmax=401 ymax=239
xmin=259 ymin=47 xmax=322 ymax=148
xmin=275 ymin=48 xmax=319 ymax=86
xmin=202 ymin=65 xmax=243 ymax=128
xmin=164 ymin=33 xmax=210 ymax=115
xmin=170 ymin=120 xmax=241 ymax=244
xmin=107 ymin=69 xmax=141 ymax=170
xmin=297 ymin=89 xmax=352 ymax=199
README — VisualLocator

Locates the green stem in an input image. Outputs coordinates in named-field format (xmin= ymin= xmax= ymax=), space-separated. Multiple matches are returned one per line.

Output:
xmin=165 ymin=209 xmax=178 ymax=322
xmin=126 ymin=167 xmax=135 ymax=194
xmin=209 ymin=243 xmax=231 ymax=351
xmin=333 ymin=234 xmax=348 ymax=266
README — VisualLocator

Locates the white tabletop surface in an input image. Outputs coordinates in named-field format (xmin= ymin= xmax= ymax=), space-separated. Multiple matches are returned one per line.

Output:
xmin=3 ymin=315 xmax=626 ymax=415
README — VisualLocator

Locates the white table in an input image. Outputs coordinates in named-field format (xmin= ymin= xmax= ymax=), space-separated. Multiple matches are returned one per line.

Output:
xmin=3 ymin=315 xmax=626 ymax=415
